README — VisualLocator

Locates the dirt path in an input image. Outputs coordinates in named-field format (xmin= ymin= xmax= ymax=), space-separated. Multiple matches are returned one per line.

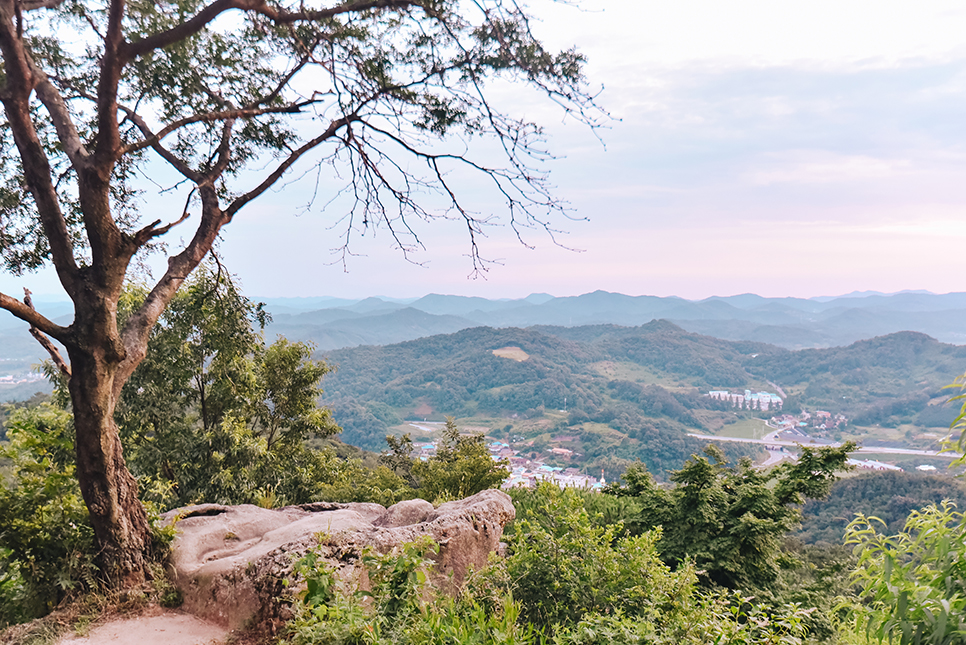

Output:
xmin=57 ymin=609 xmax=228 ymax=645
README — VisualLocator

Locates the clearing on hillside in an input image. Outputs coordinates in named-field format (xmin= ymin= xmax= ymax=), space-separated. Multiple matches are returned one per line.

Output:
xmin=492 ymin=346 xmax=530 ymax=362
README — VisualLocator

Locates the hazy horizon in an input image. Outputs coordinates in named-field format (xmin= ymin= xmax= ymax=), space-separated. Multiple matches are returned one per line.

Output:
xmin=4 ymin=0 xmax=966 ymax=303
xmin=10 ymin=287 xmax=954 ymax=308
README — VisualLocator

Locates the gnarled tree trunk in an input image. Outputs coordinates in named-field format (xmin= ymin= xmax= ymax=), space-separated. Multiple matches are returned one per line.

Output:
xmin=69 ymin=346 xmax=151 ymax=584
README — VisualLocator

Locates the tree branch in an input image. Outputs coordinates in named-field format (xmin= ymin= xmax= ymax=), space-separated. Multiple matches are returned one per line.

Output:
xmin=119 ymin=106 xmax=203 ymax=182
xmin=132 ymin=188 xmax=194 ymax=246
xmin=224 ymin=114 xmax=355 ymax=219
xmin=123 ymin=0 xmax=422 ymax=61
xmin=115 ymin=186 xmax=228 ymax=397
xmin=20 ymin=289 xmax=73 ymax=378
xmin=118 ymin=103 xmax=312 ymax=157
xmin=0 ymin=4 xmax=81 ymax=295
xmin=94 ymin=0 xmax=127 ymax=162
xmin=27 ymin=57 xmax=92 ymax=170
xmin=21 ymin=0 xmax=67 ymax=10
xmin=207 ymin=118 xmax=235 ymax=178
xmin=0 ymin=288 xmax=72 ymax=342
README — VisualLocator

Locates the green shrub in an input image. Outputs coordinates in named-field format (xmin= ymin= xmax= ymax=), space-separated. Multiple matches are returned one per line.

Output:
xmin=551 ymin=594 xmax=813 ymax=645
xmin=498 ymin=483 xmax=696 ymax=631
xmin=288 ymin=495 xmax=818 ymax=645
xmin=0 ymin=404 xmax=96 ymax=624
xmin=289 ymin=537 xmax=538 ymax=645
xmin=382 ymin=418 xmax=510 ymax=504
xmin=846 ymin=501 xmax=966 ymax=645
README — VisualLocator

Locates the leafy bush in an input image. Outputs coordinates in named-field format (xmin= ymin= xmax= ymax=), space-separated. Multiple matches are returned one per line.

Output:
xmin=497 ymin=483 xmax=696 ymax=631
xmin=289 ymin=537 xmax=538 ymax=645
xmin=606 ymin=443 xmax=853 ymax=590
xmin=846 ymin=501 xmax=966 ymax=645
xmin=552 ymin=593 xmax=813 ymax=645
xmin=382 ymin=418 xmax=510 ymax=503
xmin=0 ymin=404 xmax=96 ymax=624
xmin=289 ymin=488 xmax=818 ymax=645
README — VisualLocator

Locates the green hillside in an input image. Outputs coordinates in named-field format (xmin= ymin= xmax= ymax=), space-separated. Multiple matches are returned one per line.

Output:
xmin=319 ymin=323 xmax=966 ymax=479
xmin=320 ymin=323 xmax=764 ymax=478
xmin=744 ymin=331 xmax=966 ymax=427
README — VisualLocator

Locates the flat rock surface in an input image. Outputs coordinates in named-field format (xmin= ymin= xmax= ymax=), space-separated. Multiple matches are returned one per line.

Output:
xmin=57 ymin=611 xmax=227 ymax=645
xmin=163 ymin=489 xmax=515 ymax=629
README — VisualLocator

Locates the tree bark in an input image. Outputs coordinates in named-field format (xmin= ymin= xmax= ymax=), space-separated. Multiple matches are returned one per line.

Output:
xmin=67 ymin=296 xmax=151 ymax=584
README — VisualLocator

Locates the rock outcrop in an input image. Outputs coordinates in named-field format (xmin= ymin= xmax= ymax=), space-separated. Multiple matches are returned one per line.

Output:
xmin=162 ymin=489 xmax=515 ymax=630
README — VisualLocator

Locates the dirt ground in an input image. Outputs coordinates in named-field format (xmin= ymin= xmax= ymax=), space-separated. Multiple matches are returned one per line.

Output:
xmin=57 ymin=608 xmax=229 ymax=645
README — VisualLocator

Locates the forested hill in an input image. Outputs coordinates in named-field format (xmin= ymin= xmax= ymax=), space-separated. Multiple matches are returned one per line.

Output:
xmin=743 ymin=331 xmax=966 ymax=426
xmin=318 ymin=322 xmax=966 ymax=478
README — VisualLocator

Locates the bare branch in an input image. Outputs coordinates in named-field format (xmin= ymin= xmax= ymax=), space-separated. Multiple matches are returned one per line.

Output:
xmin=119 ymin=106 xmax=203 ymax=182
xmin=132 ymin=188 xmax=194 ymax=245
xmin=118 ymin=102 xmax=312 ymax=156
xmin=0 ymin=288 xmax=72 ymax=342
xmin=20 ymin=288 xmax=72 ymax=377
xmin=224 ymin=114 xmax=356 ymax=219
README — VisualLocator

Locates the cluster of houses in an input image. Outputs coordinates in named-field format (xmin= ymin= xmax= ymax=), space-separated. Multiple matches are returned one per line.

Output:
xmin=707 ymin=389 xmax=784 ymax=411
xmin=770 ymin=409 xmax=848 ymax=433
xmin=488 ymin=440 xmax=604 ymax=489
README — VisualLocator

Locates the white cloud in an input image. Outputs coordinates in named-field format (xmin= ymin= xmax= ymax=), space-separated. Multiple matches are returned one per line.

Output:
xmin=746 ymin=152 xmax=913 ymax=185
xmin=534 ymin=0 xmax=966 ymax=71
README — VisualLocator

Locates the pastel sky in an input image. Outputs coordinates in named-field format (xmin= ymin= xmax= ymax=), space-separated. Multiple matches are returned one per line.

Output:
xmin=6 ymin=0 xmax=966 ymax=301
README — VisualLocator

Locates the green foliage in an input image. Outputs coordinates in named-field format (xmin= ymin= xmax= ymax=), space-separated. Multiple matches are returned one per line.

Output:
xmin=115 ymin=265 xmax=341 ymax=509
xmin=250 ymin=338 xmax=335 ymax=452
xmin=414 ymin=419 xmax=510 ymax=501
xmin=148 ymin=412 xmax=350 ymax=508
xmin=290 ymin=537 xmax=538 ymax=645
xmin=290 ymin=488 xmax=818 ymax=645
xmin=501 ymin=484 xmax=824 ymax=644
xmin=0 ymin=404 xmax=96 ymax=624
xmin=846 ymin=501 xmax=966 ymax=645
xmin=0 ymin=393 xmax=51 ymax=441
xmin=765 ymin=541 xmax=859 ymax=642
xmin=382 ymin=418 xmax=510 ymax=502
xmin=497 ymin=483 xmax=697 ymax=632
xmin=117 ymin=264 xmax=267 ymax=439
xmin=552 ymin=592 xmax=813 ymax=645
xmin=606 ymin=443 xmax=854 ymax=590
xmin=947 ymin=373 xmax=966 ymax=469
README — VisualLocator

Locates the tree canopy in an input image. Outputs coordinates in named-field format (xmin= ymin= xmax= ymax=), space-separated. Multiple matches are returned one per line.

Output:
xmin=606 ymin=443 xmax=854 ymax=590
xmin=0 ymin=0 xmax=601 ymax=582
xmin=115 ymin=264 xmax=342 ymax=508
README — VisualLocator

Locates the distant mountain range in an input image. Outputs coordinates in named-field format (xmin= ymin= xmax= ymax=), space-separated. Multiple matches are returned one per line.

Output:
xmin=5 ymin=291 xmax=966 ymax=381
xmin=260 ymin=290 xmax=966 ymax=352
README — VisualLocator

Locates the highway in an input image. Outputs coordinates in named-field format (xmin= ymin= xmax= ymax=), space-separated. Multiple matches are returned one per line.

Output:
xmin=686 ymin=433 xmax=961 ymax=459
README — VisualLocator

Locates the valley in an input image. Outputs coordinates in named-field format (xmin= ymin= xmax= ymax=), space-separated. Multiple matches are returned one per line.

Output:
xmin=4 ymin=291 xmax=966 ymax=481
xmin=317 ymin=319 xmax=966 ymax=480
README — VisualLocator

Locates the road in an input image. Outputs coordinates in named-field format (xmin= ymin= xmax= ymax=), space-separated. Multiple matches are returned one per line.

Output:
xmin=687 ymin=433 xmax=961 ymax=459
